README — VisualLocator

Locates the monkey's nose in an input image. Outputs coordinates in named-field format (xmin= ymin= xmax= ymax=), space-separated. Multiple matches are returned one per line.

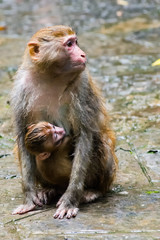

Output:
xmin=81 ymin=53 xmax=86 ymax=58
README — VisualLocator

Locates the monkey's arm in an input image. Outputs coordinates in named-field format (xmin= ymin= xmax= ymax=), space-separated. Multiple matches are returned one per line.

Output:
xmin=11 ymin=86 xmax=43 ymax=214
xmin=12 ymin=133 xmax=43 ymax=214
xmin=54 ymin=76 xmax=100 ymax=219
xmin=54 ymin=130 xmax=93 ymax=219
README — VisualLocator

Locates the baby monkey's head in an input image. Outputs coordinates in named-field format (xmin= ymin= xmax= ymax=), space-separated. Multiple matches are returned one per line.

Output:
xmin=25 ymin=121 xmax=66 ymax=160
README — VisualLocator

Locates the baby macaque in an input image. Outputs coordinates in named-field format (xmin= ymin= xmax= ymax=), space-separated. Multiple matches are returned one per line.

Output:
xmin=25 ymin=122 xmax=72 ymax=189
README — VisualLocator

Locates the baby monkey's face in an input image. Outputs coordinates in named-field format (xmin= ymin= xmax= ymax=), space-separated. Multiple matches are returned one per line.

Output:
xmin=50 ymin=124 xmax=66 ymax=146
xmin=44 ymin=123 xmax=66 ymax=151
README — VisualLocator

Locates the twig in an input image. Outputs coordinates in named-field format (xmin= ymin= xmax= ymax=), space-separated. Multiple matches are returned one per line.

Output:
xmin=125 ymin=136 xmax=153 ymax=186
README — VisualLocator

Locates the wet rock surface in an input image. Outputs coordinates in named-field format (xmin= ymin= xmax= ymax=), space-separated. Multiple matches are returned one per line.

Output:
xmin=0 ymin=0 xmax=160 ymax=239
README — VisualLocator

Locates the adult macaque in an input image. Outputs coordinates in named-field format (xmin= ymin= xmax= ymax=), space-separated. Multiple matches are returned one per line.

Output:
xmin=11 ymin=25 xmax=118 ymax=219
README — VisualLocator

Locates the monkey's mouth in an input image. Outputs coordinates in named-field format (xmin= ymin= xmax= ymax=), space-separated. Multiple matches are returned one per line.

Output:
xmin=55 ymin=133 xmax=66 ymax=146
xmin=73 ymin=62 xmax=86 ymax=69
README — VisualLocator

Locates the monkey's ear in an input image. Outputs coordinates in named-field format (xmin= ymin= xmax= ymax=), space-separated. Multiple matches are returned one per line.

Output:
xmin=37 ymin=152 xmax=51 ymax=161
xmin=28 ymin=41 xmax=40 ymax=61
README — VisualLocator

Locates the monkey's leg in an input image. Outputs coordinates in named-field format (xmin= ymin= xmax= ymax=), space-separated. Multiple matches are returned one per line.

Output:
xmin=54 ymin=132 xmax=93 ymax=219
xmin=13 ymin=146 xmax=44 ymax=214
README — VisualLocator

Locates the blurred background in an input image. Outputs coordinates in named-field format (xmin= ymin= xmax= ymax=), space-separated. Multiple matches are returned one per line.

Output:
xmin=0 ymin=0 xmax=160 ymax=137
xmin=0 ymin=1 xmax=160 ymax=239
xmin=1 ymin=0 xmax=160 ymax=161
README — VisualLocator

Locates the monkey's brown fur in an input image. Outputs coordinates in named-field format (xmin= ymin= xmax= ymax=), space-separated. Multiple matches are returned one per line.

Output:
xmin=11 ymin=25 xmax=118 ymax=219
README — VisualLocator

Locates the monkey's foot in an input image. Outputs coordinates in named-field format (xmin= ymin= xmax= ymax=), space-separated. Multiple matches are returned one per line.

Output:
xmin=53 ymin=203 xmax=79 ymax=219
xmin=37 ymin=189 xmax=56 ymax=205
xmin=12 ymin=203 xmax=36 ymax=215
xmin=81 ymin=190 xmax=102 ymax=203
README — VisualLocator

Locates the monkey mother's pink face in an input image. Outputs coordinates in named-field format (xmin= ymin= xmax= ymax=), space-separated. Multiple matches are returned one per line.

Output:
xmin=63 ymin=35 xmax=86 ymax=71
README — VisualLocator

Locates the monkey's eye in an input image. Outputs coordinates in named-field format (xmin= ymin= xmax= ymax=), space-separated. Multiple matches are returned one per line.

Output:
xmin=67 ymin=40 xmax=73 ymax=47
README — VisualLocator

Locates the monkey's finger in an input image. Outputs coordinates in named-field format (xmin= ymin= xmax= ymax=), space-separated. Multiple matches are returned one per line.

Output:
xmin=53 ymin=208 xmax=66 ymax=219
xmin=53 ymin=209 xmax=61 ymax=218
xmin=58 ymin=209 xmax=67 ymax=219
xmin=66 ymin=207 xmax=79 ymax=219
xmin=43 ymin=193 xmax=48 ymax=205
xmin=47 ymin=189 xmax=56 ymax=204
xmin=33 ymin=196 xmax=43 ymax=207
xmin=37 ymin=191 xmax=48 ymax=205
xmin=56 ymin=198 xmax=62 ymax=207
xmin=37 ymin=191 xmax=43 ymax=202
xmin=56 ymin=202 xmax=60 ymax=208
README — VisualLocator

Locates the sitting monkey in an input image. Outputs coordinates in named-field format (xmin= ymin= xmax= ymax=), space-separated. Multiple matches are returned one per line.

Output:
xmin=11 ymin=25 xmax=118 ymax=218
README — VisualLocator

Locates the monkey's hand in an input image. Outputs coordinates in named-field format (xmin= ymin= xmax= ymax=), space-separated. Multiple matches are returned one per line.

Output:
xmin=12 ymin=189 xmax=47 ymax=215
xmin=12 ymin=188 xmax=56 ymax=215
xmin=12 ymin=203 xmax=36 ymax=215
xmin=53 ymin=194 xmax=79 ymax=219
xmin=12 ymin=190 xmax=42 ymax=215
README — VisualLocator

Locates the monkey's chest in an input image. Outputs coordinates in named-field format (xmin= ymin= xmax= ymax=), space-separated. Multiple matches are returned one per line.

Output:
xmin=31 ymin=94 xmax=60 ymax=119
xmin=30 ymin=92 xmax=71 ymax=132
